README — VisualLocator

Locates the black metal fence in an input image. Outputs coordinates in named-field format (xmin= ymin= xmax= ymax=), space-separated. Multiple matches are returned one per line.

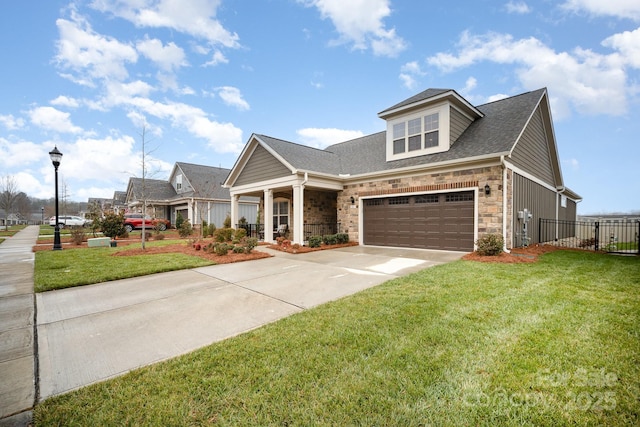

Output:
xmin=237 ymin=223 xmax=264 ymax=240
xmin=539 ymin=218 xmax=640 ymax=254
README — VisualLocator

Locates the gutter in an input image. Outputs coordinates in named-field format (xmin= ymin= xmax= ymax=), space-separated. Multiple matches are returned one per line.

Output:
xmin=501 ymin=155 xmax=510 ymax=253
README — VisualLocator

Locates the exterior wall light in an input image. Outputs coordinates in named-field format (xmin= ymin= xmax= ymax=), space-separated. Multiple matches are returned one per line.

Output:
xmin=350 ymin=196 xmax=355 ymax=204
xmin=484 ymin=184 xmax=491 ymax=196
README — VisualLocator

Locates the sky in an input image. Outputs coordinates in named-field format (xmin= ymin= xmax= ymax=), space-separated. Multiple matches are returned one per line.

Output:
xmin=1 ymin=0 xmax=639 ymax=215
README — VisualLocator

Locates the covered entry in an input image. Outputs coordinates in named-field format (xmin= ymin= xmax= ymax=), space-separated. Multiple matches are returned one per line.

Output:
xmin=362 ymin=191 xmax=475 ymax=251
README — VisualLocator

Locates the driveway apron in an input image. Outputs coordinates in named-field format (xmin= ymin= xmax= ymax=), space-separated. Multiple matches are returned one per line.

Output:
xmin=36 ymin=245 xmax=463 ymax=399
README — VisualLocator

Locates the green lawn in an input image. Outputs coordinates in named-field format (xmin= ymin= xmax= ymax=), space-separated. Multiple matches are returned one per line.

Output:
xmin=34 ymin=240 xmax=214 ymax=292
xmin=0 ymin=224 xmax=26 ymax=237
xmin=34 ymin=250 xmax=639 ymax=426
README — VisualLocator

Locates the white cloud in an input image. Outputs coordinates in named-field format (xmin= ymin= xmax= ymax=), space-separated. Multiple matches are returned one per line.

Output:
xmin=299 ymin=0 xmax=406 ymax=57
xmin=202 ymin=50 xmax=228 ymax=67
xmin=216 ymin=86 xmax=250 ymax=111
xmin=602 ymin=27 xmax=640 ymax=68
xmin=50 ymin=96 xmax=80 ymax=108
xmin=561 ymin=0 xmax=640 ymax=21
xmin=505 ymin=1 xmax=531 ymax=14
xmin=486 ymin=93 xmax=510 ymax=103
xmin=297 ymin=128 xmax=364 ymax=149
xmin=461 ymin=76 xmax=477 ymax=94
xmin=90 ymin=0 xmax=240 ymax=48
xmin=427 ymin=31 xmax=629 ymax=118
xmin=136 ymin=36 xmax=187 ymax=71
xmin=563 ymin=157 xmax=580 ymax=170
xmin=0 ymin=138 xmax=47 ymax=168
xmin=399 ymin=61 xmax=426 ymax=89
xmin=0 ymin=114 xmax=25 ymax=130
xmin=29 ymin=106 xmax=84 ymax=134
xmin=55 ymin=11 xmax=138 ymax=85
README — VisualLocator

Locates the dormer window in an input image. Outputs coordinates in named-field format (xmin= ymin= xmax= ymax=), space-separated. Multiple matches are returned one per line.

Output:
xmin=176 ymin=174 xmax=182 ymax=190
xmin=386 ymin=105 xmax=449 ymax=160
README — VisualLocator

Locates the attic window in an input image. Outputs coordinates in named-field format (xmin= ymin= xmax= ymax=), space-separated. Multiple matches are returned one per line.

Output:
xmin=176 ymin=174 xmax=182 ymax=190
xmin=389 ymin=110 xmax=442 ymax=155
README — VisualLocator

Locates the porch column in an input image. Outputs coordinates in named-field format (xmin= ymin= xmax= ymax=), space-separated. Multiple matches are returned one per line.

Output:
xmin=264 ymin=189 xmax=274 ymax=242
xmin=230 ymin=194 xmax=239 ymax=229
xmin=292 ymin=184 xmax=304 ymax=244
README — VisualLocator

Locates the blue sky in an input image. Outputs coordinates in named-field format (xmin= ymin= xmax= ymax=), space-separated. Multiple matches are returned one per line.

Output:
xmin=1 ymin=0 xmax=639 ymax=214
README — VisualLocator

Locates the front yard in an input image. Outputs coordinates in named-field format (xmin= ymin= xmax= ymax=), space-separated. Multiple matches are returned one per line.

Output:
xmin=34 ymin=250 xmax=639 ymax=426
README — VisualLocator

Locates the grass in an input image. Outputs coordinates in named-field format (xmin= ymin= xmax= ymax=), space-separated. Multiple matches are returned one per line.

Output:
xmin=34 ymin=240 xmax=214 ymax=292
xmin=0 ymin=224 xmax=26 ymax=237
xmin=34 ymin=250 xmax=639 ymax=426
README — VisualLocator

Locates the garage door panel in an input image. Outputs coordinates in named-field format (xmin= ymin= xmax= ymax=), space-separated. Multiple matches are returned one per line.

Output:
xmin=363 ymin=191 xmax=474 ymax=251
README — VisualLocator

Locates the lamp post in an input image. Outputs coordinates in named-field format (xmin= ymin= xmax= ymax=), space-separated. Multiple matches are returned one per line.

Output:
xmin=41 ymin=207 xmax=44 ymax=225
xmin=49 ymin=146 xmax=63 ymax=250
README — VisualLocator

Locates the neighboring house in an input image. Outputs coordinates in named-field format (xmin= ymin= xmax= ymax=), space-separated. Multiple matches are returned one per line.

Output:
xmin=112 ymin=191 xmax=127 ymax=214
xmin=224 ymin=87 xmax=581 ymax=251
xmin=124 ymin=162 xmax=259 ymax=227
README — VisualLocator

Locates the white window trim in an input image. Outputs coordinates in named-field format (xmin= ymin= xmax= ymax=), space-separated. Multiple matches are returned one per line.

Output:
xmin=386 ymin=103 xmax=450 ymax=162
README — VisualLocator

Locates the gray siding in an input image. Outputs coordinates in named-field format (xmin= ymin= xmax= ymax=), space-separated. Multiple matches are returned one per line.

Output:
xmin=510 ymin=106 xmax=555 ymax=186
xmin=235 ymin=145 xmax=291 ymax=186
xmin=512 ymin=172 xmax=556 ymax=247
xmin=450 ymin=106 xmax=474 ymax=145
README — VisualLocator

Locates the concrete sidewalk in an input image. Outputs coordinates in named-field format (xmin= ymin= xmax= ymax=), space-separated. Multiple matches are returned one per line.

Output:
xmin=0 ymin=226 xmax=40 ymax=426
xmin=37 ymin=244 xmax=463 ymax=400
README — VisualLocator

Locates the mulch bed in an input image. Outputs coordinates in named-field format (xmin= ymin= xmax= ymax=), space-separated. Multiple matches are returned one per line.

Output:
xmin=462 ymin=244 xmax=561 ymax=263
xmin=266 ymin=241 xmax=359 ymax=254
xmin=111 ymin=243 xmax=272 ymax=264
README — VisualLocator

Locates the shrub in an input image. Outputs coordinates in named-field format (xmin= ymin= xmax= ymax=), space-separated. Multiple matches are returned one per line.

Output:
xmin=323 ymin=234 xmax=338 ymax=245
xmin=100 ymin=213 xmax=126 ymax=238
xmin=154 ymin=233 xmax=165 ymax=240
xmin=579 ymin=237 xmax=596 ymax=248
xmin=232 ymin=245 xmax=245 ymax=254
xmin=241 ymin=237 xmax=258 ymax=253
xmin=476 ymin=233 xmax=504 ymax=256
xmin=233 ymin=228 xmax=247 ymax=242
xmin=144 ymin=231 xmax=152 ymax=240
xmin=336 ymin=233 xmax=349 ymax=244
xmin=207 ymin=224 xmax=216 ymax=237
xmin=276 ymin=236 xmax=285 ymax=246
xmin=214 ymin=228 xmax=234 ymax=243
xmin=178 ymin=219 xmax=193 ymax=238
xmin=175 ymin=212 xmax=184 ymax=230
xmin=308 ymin=235 xmax=322 ymax=248
xmin=153 ymin=221 xmax=165 ymax=234
xmin=70 ymin=228 xmax=86 ymax=245
xmin=223 ymin=215 xmax=231 ymax=229
xmin=213 ymin=242 xmax=230 ymax=256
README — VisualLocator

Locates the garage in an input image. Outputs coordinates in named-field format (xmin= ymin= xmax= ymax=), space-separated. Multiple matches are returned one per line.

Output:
xmin=362 ymin=191 xmax=475 ymax=251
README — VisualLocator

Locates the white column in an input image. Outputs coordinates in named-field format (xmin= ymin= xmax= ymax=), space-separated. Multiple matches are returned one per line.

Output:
xmin=230 ymin=194 xmax=239 ymax=228
xmin=264 ymin=189 xmax=273 ymax=242
xmin=292 ymin=184 xmax=304 ymax=244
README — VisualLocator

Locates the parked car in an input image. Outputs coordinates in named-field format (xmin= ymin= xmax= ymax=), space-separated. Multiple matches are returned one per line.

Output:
xmin=49 ymin=215 xmax=91 ymax=228
xmin=123 ymin=214 xmax=171 ymax=233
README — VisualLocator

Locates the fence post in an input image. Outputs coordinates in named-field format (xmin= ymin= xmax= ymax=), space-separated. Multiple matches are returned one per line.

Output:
xmin=594 ymin=221 xmax=599 ymax=252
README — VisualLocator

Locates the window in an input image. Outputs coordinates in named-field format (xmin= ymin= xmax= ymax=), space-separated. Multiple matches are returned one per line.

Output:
xmin=176 ymin=174 xmax=182 ymax=190
xmin=388 ymin=197 xmax=409 ymax=205
xmin=390 ymin=111 xmax=440 ymax=155
xmin=365 ymin=199 xmax=383 ymax=206
xmin=561 ymin=195 xmax=567 ymax=208
xmin=415 ymin=194 xmax=439 ymax=204
xmin=273 ymin=199 xmax=289 ymax=230
xmin=445 ymin=192 xmax=474 ymax=202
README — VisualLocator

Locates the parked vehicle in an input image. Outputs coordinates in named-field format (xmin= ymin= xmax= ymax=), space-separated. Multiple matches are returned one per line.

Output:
xmin=49 ymin=215 xmax=91 ymax=228
xmin=123 ymin=214 xmax=171 ymax=233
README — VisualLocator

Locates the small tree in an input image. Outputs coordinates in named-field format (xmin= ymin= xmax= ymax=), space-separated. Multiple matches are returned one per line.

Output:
xmin=175 ymin=211 xmax=184 ymax=230
xmin=223 ymin=214 xmax=231 ymax=228
xmin=0 ymin=175 xmax=18 ymax=231
xmin=178 ymin=219 xmax=193 ymax=238
xmin=100 ymin=213 xmax=126 ymax=239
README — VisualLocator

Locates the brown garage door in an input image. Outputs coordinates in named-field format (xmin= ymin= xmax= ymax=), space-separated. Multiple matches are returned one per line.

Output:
xmin=362 ymin=191 xmax=474 ymax=251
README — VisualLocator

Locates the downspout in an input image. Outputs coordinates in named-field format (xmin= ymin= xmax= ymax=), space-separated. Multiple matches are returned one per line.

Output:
xmin=501 ymin=155 xmax=510 ymax=253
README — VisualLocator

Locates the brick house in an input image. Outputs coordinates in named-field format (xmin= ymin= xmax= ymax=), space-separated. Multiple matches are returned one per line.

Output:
xmin=223 ymin=88 xmax=581 ymax=251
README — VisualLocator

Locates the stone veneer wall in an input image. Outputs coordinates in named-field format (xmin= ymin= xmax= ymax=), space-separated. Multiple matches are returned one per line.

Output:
xmin=337 ymin=165 xmax=507 ymax=246
xmin=304 ymin=190 xmax=337 ymax=225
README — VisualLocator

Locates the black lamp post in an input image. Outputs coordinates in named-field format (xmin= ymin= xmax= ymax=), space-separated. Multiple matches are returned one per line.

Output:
xmin=41 ymin=207 xmax=44 ymax=225
xmin=49 ymin=146 xmax=63 ymax=250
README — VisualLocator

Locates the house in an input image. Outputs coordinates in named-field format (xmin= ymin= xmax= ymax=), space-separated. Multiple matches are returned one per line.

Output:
xmin=124 ymin=162 xmax=259 ymax=227
xmin=223 ymin=87 xmax=581 ymax=251
xmin=111 ymin=191 xmax=127 ymax=214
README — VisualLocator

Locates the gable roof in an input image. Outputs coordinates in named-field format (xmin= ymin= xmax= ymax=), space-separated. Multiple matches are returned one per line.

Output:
xmin=174 ymin=162 xmax=231 ymax=199
xmin=127 ymin=178 xmax=177 ymax=202
xmin=378 ymin=88 xmax=484 ymax=120
xmin=249 ymin=88 xmax=546 ymax=177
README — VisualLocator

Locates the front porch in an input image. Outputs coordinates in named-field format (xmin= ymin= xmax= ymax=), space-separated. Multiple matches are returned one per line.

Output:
xmin=230 ymin=183 xmax=345 ymax=245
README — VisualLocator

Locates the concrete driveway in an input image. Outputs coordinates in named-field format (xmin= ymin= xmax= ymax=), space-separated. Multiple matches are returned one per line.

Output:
xmin=37 ymin=246 xmax=463 ymax=399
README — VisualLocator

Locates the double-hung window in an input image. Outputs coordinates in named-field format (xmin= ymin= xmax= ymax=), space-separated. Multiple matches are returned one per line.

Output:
xmin=391 ymin=111 xmax=440 ymax=154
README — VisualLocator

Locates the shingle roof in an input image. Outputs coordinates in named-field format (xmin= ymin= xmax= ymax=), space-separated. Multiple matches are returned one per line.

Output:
xmin=129 ymin=178 xmax=177 ymax=201
xmin=378 ymin=88 xmax=451 ymax=116
xmin=257 ymin=88 xmax=546 ymax=176
xmin=176 ymin=162 xmax=231 ymax=199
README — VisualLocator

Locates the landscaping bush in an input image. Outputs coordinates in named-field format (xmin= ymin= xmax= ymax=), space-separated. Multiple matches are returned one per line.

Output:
xmin=214 ymin=228 xmax=234 ymax=243
xmin=207 ymin=224 xmax=216 ymax=237
xmin=232 ymin=246 xmax=245 ymax=254
xmin=100 ymin=212 xmax=126 ymax=239
xmin=233 ymin=227 xmax=247 ymax=243
xmin=213 ymin=242 xmax=230 ymax=256
xmin=241 ymin=237 xmax=258 ymax=253
xmin=336 ymin=233 xmax=349 ymax=244
xmin=308 ymin=235 xmax=322 ymax=248
xmin=475 ymin=233 xmax=504 ymax=256
xmin=175 ymin=212 xmax=184 ymax=230
xmin=323 ymin=234 xmax=338 ymax=245
xmin=154 ymin=233 xmax=165 ymax=240
xmin=223 ymin=215 xmax=231 ymax=229
xmin=70 ymin=228 xmax=86 ymax=245
xmin=178 ymin=219 xmax=193 ymax=238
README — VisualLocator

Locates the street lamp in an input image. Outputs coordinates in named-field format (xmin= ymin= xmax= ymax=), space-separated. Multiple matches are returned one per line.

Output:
xmin=41 ymin=207 xmax=44 ymax=225
xmin=49 ymin=146 xmax=63 ymax=250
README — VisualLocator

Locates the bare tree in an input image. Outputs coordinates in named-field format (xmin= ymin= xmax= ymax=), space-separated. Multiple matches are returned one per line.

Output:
xmin=15 ymin=192 xmax=31 ymax=222
xmin=0 ymin=175 xmax=19 ymax=230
